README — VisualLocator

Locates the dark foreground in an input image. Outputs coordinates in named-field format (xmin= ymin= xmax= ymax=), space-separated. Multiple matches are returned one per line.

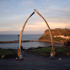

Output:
xmin=0 ymin=52 xmax=70 ymax=70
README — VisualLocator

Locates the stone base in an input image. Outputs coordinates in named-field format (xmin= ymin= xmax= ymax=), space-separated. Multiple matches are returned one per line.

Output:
xmin=19 ymin=54 xmax=23 ymax=59
xmin=50 ymin=53 xmax=54 ymax=59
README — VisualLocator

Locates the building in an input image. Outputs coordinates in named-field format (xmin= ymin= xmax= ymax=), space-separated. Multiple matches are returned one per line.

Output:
xmin=54 ymin=35 xmax=70 ymax=39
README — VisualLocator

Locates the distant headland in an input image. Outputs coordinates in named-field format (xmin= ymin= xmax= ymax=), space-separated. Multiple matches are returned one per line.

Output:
xmin=38 ymin=28 xmax=70 ymax=42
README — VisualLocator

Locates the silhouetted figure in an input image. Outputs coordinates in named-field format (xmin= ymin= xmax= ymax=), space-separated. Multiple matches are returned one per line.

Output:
xmin=21 ymin=46 xmax=23 ymax=50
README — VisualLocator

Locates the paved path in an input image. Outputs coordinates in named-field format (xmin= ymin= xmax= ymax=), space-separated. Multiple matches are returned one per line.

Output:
xmin=0 ymin=52 xmax=70 ymax=70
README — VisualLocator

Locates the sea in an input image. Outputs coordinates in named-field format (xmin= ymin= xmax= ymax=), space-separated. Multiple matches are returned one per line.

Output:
xmin=0 ymin=34 xmax=63 ymax=49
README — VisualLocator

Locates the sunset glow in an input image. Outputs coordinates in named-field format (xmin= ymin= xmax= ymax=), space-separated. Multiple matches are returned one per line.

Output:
xmin=0 ymin=0 xmax=70 ymax=34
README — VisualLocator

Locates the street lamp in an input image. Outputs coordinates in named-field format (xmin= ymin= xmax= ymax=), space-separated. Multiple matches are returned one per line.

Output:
xmin=18 ymin=35 xmax=19 ymax=42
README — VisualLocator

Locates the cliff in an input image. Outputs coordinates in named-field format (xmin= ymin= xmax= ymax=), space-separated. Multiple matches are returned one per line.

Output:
xmin=38 ymin=28 xmax=70 ymax=42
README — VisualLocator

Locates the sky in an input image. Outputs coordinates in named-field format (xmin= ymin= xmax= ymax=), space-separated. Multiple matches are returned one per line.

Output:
xmin=0 ymin=0 xmax=70 ymax=34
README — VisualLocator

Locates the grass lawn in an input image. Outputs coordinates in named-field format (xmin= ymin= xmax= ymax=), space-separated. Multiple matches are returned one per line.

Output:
xmin=25 ymin=47 xmax=70 ymax=57
xmin=0 ymin=48 xmax=16 ymax=58
xmin=39 ymin=35 xmax=66 ymax=42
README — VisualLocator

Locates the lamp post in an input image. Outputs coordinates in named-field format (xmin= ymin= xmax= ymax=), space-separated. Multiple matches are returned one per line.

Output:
xmin=18 ymin=35 xmax=19 ymax=42
xmin=17 ymin=35 xmax=22 ymax=59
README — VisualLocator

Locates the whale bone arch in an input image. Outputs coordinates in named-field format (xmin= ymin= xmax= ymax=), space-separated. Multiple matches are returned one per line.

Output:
xmin=19 ymin=9 xmax=54 ymax=55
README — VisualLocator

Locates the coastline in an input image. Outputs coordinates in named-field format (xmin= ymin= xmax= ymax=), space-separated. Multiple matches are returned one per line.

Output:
xmin=37 ymin=39 xmax=64 ymax=43
xmin=0 ymin=39 xmax=64 ymax=44
xmin=0 ymin=40 xmax=37 ymax=43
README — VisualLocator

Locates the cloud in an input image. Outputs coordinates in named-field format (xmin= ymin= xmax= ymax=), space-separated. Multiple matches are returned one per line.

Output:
xmin=22 ymin=0 xmax=34 ymax=5
xmin=0 ymin=29 xmax=8 ymax=31
xmin=19 ymin=22 xmax=47 ymax=32
xmin=0 ymin=0 xmax=70 ymax=34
